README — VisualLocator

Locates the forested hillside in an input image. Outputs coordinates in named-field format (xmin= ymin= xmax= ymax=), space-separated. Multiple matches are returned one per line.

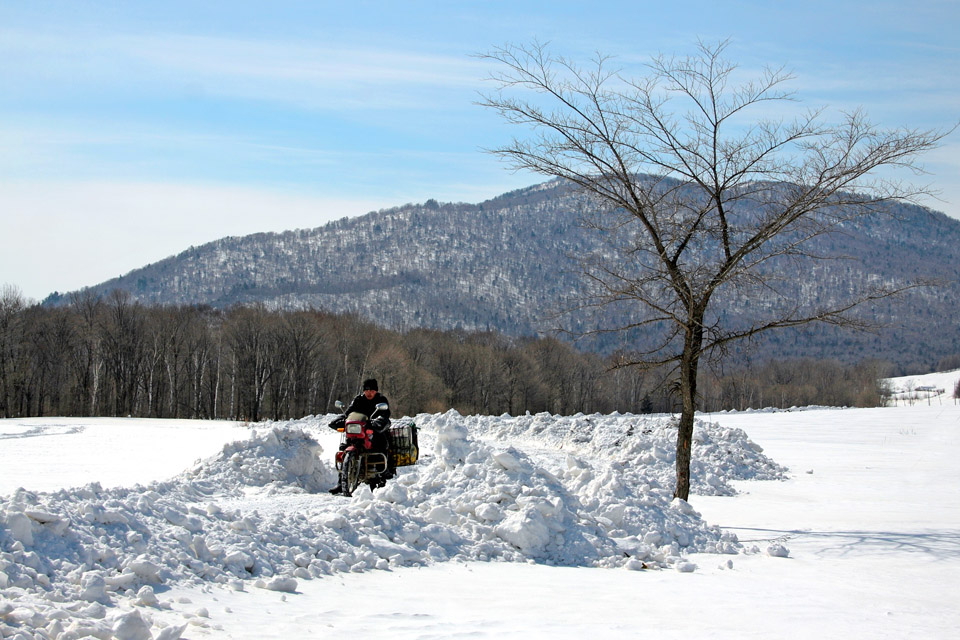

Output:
xmin=45 ymin=179 xmax=960 ymax=372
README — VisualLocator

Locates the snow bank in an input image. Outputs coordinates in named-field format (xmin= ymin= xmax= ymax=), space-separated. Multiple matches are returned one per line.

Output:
xmin=434 ymin=411 xmax=786 ymax=495
xmin=191 ymin=425 xmax=335 ymax=493
xmin=0 ymin=412 xmax=783 ymax=638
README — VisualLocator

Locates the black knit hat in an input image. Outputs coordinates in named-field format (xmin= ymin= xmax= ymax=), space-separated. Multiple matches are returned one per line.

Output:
xmin=362 ymin=378 xmax=379 ymax=391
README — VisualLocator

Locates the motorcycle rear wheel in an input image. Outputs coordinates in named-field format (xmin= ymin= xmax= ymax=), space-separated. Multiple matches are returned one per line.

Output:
xmin=340 ymin=451 xmax=363 ymax=497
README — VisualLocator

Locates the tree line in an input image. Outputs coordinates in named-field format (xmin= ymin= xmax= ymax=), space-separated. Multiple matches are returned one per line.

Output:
xmin=1 ymin=285 xmax=895 ymax=421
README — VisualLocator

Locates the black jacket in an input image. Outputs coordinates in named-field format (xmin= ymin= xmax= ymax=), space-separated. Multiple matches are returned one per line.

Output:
xmin=345 ymin=392 xmax=391 ymax=431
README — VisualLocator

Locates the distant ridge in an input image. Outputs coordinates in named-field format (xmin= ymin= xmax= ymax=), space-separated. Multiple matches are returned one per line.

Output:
xmin=46 ymin=179 xmax=960 ymax=370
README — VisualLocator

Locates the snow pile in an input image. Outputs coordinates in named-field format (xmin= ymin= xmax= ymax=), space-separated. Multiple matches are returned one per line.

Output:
xmin=189 ymin=426 xmax=336 ymax=494
xmin=379 ymin=412 xmax=619 ymax=565
xmin=0 ymin=428 xmax=339 ymax=638
xmin=0 ymin=411 xmax=783 ymax=638
xmin=710 ymin=405 xmax=845 ymax=414
xmin=436 ymin=411 xmax=786 ymax=495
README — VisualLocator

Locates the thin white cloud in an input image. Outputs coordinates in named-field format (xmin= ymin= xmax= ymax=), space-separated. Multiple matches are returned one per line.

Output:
xmin=0 ymin=27 xmax=487 ymax=111
xmin=134 ymin=34 xmax=483 ymax=85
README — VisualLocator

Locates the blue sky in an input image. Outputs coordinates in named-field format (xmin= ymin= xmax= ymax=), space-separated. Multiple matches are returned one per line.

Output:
xmin=2 ymin=0 xmax=958 ymax=301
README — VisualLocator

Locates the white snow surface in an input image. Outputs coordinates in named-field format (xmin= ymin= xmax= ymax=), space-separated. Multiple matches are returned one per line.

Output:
xmin=886 ymin=368 xmax=959 ymax=393
xmin=885 ymin=368 xmax=960 ymax=405
xmin=0 ymin=418 xmax=246 ymax=495
xmin=1 ymin=371 xmax=959 ymax=638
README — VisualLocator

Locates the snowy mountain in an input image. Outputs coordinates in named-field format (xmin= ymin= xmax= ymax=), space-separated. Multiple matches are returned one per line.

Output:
xmin=45 ymin=180 xmax=960 ymax=367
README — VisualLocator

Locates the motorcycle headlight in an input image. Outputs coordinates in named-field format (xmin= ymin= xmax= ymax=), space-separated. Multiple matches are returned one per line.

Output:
xmin=345 ymin=422 xmax=364 ymax=435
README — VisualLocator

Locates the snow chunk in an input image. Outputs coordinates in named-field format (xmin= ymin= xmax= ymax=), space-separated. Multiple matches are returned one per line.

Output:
xmin=434 ymin=411 xmax=471 ymax=467
xmin=3 ymin=511 xmax=34 ymax=546
xmin=427 ymin=505 xmax=456 ymax=525
xmin=493 ymin=450 xmax=531 ymax=473
xmin=127 ymin=557 xmax=162 ymax=582
xmin=670 ymin=498 xmax=698 ymax=516
xmin=156 ymin=624 xmax=187 ymax=640
xmin=475 ymin=503 xmax=503 ymax=522
xmin=112 ymin=609 xmax=152 ymax=640
xmin=263 ymin=576 xmax=298 ymax=593
xmin=135 ymin=585 xmax=160 ymax=607
xmin=79 ymin=573 xmax=110 ymax=603
xmin=496 ymin=507 xmax=551 ymax=555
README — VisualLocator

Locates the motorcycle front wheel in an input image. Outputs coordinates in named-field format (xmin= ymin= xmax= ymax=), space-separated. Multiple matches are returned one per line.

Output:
xmin=340 ymin=451 xmax=363 ymax=497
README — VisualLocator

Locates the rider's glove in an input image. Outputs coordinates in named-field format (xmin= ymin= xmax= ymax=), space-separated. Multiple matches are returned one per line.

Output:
xmin=370 ymin=416 xmax=389 ymax=433
xmin=328 ymin=415 xmax=346 ymax=430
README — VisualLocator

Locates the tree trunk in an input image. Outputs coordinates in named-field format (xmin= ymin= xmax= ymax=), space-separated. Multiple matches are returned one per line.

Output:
xmin=674 ymin=320 xmax=703 ymax=501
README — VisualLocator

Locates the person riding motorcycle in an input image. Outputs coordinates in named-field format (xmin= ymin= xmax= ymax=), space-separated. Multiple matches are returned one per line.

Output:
xmin=328 ymin=378 xmax=393 ymax=493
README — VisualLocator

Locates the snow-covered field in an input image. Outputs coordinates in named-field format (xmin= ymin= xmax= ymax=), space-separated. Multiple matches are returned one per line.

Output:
xmin=886 ymin=368 xmax=959 ymax=406
xmin=2 ymin=370 xmax=959 ymax=639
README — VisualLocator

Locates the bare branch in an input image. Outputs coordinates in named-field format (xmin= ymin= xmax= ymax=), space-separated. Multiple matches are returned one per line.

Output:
xmin=479 ymin=39 xmax=950 ymax=500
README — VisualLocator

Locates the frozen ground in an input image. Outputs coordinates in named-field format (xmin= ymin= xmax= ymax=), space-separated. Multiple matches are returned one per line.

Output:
xmin=1 ymin=370 xmax=959 ymax=639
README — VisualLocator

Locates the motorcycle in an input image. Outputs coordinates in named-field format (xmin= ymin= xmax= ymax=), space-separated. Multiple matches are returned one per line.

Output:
xmin=330 ymin=400 xmax=391 ymax=496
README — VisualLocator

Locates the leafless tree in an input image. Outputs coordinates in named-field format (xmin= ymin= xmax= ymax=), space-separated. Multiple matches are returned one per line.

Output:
xmin=502 ymin=345 xmax=542 ymax=415
xmin=480 ymin=40 xmax=949 ymax=500
xmin=100 ymin=289 xmax=147 ymax=416
xmin=276 ymin=311 xmax=324 ymax=418
xmin=225 ymin=304 xmax=275 ymax=422
xmin=70 ymin=290 xmax=104 ymax=416
xmin=0 ymin=284 xmax=27 ymax=417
